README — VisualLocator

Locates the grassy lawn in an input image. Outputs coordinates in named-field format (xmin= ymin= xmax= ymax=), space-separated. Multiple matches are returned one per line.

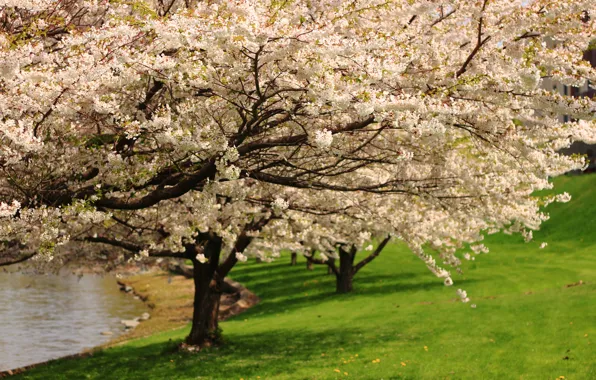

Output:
xmin=15 ymin=174 xmax=596 ymax=380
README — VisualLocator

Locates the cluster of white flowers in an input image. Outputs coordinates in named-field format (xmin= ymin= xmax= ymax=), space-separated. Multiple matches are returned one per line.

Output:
xmin=396 ymin=149 xmax=414 ymax=161
xmin=518 ymin=68 xmax=542 ymax=91
xmin=555 ymin=192 xmax=572 ymax=203
xmin=457 ymin=289 xmax=470 ymax=303
xmin=0 ymin=200 xmax=20 ymax=218
xmin=0 ymin=119 xmax=42 ymax=153
xmin=235 ymin=252 xmax=247 ymax=262
xmin=313 ymin=129 xmax=333 ymax=149
xmin=216 ymin=164 xmax=241 ymax=180
xmin=216 ymin=146 xmax=242 ymax=180
xmin=0 ymin=0 xmax=53 ymax=11
xmin=470 ymin=244 xmax=490 ymax=254
xmin=272 ymin=197 xmax=289 ymax=214
xmin=222 ymin=147 xmax=240 ymax=163
xmin=79 ymin=209 xmax=111 ymax=224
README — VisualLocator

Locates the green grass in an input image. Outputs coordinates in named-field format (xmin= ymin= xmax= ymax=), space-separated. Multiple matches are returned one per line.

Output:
xmin=16 ymin=174 xmax=596 ymax=380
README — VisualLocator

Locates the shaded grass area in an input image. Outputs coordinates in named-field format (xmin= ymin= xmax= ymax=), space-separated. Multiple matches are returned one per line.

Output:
xmin=15 ymin=174 xmax=596 ymax=379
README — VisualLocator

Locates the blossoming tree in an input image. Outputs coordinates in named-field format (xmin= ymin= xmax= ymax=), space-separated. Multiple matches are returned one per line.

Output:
xmin=1 ymin=0 xmax=595 ymax=348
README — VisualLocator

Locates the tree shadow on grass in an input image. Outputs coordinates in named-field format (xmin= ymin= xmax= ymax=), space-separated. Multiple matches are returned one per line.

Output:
xmin=232 ymin=259 xmax=425 ymax=291
xmin=17 ymin=326 xmax=402 ymax=380
xmin=225 ymin=259 xmax=482 ymax=321
xmin=231 ymin=269 xmax=481 ymax=320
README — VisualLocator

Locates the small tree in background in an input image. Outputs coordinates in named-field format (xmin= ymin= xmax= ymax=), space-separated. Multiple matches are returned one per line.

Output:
xmin=305 ymin=238 xmax=391 ymax=294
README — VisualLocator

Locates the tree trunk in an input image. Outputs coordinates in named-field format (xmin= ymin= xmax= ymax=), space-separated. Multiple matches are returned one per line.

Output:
xmin=336 ymin=269 xmax=354 ymax=293
xmin=185 ymin=236 xmax=223 ymax=348
xmin=186 ymin=275 xmax=221 ymax=347
xmin=335 ymin=246 xmax=356 ymax=293
xmin=306 ymin=258 xmax=313 ymax=270
xmin=327 ymin=259 xmax=335 ymax=275
xmin=290 ymin=252 xmax=297 ymax=266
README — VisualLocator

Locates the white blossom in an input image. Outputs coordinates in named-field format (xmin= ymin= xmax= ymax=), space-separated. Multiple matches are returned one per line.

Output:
xmin=272 ymin=197 xmax=289 ymax=214
xmin=235 ymin=252 xmax=248 ymax=262
xmin=457 ymin=289 xmax=470 ymax=303
xmin=313 ymin=129 xmax=333 ymax=149
xmin=556 ymin=192 xmax=572 ymax=203
xmin=0 ymin=200 xmax=21 ymax=218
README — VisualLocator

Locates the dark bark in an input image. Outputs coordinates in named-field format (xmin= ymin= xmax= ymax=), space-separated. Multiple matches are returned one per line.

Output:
xmin=168 ymin=260 xmax=194 ymax=277
xmin=336 ymin=271 xmax=353 ymax=293
xmin=185 ymin=236 xmax=223 ymax=348
xmin=0 ymin=240 xmax=35 ymax=267
xmin=290 ymin=252 xmax=297 ymax=266
xmin=455 ymin=0 xmax=491 ymax=78
xmin=327 ymin=260 xmax=334 ymax=275
xmin=185 ymin=218 xmax=269 ymax=348
xmin=335 ymin=246 xmax=356 ymax=293
xmin=334 ymin=238 xmax=390 ymax=293
xmin=306 ymin=258 xmax=313 ymax=270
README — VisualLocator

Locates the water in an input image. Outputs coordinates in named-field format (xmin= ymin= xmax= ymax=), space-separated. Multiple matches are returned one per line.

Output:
xmin=0 ymin=271 xmax=146 ymax=371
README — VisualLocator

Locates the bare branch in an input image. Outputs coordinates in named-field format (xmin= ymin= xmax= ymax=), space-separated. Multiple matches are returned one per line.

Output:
xmin=353 ymin=236 xmax=391 ymax=275
xmin=456 ymin=0 xmax=491 ymax=78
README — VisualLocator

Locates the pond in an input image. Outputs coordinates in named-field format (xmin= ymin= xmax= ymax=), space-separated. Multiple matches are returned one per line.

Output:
xmin=0 ymin=271 xmax=146 ymax=371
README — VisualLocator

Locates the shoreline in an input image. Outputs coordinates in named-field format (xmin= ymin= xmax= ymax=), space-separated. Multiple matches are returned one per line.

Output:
xmin=0 ymin=270 xmax=258 ymax=377
xmin=0 ymin=270 xmax=184 ymax=377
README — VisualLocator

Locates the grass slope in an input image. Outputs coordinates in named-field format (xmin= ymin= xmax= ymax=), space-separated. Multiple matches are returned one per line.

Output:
xmin=16 ymin=174 xmax=596 ymax=380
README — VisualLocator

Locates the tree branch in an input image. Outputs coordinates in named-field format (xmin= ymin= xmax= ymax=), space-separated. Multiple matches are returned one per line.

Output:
xmin=305 ymin=254 xmax=327 ymax=265
xmin=456 ymin=0 xmax=491 ymax=78
xmin=0 ymin=252 xmax=37 ymax=267
xmin=327 ymin=258 xmax=339 ymax=276
xmin=83 ymin=236 xmax=185 ymax=258
xmin=353 ymin=236 xmax=391 ymax=275
xmin=217 ymin=216 xmax=272 ymax=278
xmin=93 ymin=160 xmax=217 ymax=210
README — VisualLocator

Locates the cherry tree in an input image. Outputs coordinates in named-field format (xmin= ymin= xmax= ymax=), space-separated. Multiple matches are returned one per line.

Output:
xmin=1 ymin=0 xmax=595 ymax=348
